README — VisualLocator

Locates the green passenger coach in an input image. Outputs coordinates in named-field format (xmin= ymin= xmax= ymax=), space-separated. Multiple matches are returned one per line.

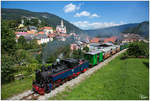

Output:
xmin=84 ymin=50 xmax=103 ymax=66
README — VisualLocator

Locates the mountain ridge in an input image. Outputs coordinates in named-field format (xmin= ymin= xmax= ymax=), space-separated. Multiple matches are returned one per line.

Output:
xmin=84 ymin=21 xmax=149 ymax=38
xmin=2 ymin=8 xmax=149 ymax=37
xmin=2 ymin=8 xmax=85 ymax=34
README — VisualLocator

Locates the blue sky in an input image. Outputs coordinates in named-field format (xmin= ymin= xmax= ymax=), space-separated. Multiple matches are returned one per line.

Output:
xmin=2 ymin=1 xmax=149 ymax=30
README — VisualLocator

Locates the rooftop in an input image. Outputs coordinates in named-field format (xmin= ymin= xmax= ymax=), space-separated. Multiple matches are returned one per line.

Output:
xmin=104 ymin=36 xmax=117 ymax=43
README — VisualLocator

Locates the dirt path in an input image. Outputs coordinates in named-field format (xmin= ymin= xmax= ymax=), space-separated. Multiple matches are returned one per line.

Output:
xmin=8 ymin=49 xmax=127 ymax=100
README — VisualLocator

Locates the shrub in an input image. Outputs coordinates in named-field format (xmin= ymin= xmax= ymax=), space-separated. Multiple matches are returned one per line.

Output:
xmin=25 ymin=63 xmax=40 ymax=75
xmin=127 ymin=41 xmax=149 ymax=58
xmin=120 ymin=52 xmax=128 ymax=60
xmin=83 ymin=46 xmax=89 ymax=52
xmin=1 ymin=55 xmax=16 ymax=84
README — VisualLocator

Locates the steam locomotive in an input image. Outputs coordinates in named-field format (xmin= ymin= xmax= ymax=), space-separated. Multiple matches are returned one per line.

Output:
xmin=32 ymin=43 xmax=128 ymax=95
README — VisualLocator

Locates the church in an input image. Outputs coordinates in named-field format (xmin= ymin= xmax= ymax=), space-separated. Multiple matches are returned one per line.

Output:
xmin=56 ymin=20 xmax=67 ymax=34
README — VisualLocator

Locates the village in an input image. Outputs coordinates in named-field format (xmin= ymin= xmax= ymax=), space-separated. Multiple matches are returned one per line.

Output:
xmin=15 ymin=18 xmax=147 ymax=52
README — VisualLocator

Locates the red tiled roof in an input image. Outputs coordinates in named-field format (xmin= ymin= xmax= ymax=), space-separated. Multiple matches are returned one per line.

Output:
xmin=27 ymin=30 xmax=36 ymax=34
xmin=40 ymin=27 xmax=52 ymax=30
xmin=15 ymin=32 xmax=28 ymax=34
xmin=16 ymin=36 xmax=19 ymax=39
xmin=48 ymin=34 xmax=56 ymax=38
xmin=104 ymin=36 xmax=117 ymax=43
xmin=38 ymin=31 xmax=44 ymax=34
xmin=59 ymin=33 xmax=69 ymax=37
xmin=90 ymin=37 xmax=100 ymax=43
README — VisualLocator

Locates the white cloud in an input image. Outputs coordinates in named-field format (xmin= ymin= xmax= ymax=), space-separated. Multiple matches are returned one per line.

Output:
xmin=74 ymin=11 xmax=90 ymax=17
xmin=91 ymin=13 xmax=100 ymax=18
xmin=72 ymin=21 xmax=125 ymax=30
xmin=74 ymin=11 xmax=100 ymax=18
xmin=64 ymin=3 xmax=80 ymax=13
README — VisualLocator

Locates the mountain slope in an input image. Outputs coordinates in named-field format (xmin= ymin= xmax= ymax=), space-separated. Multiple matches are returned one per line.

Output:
xmin=2 ymin=8 xmax=148 ymax=37
xmin=2 ymin=8 xmax=85 ymax=34
xmin=84 ymin=23 xmax=139 ymax=37
xmin=123 ymin=21 xmax=149 ymax=37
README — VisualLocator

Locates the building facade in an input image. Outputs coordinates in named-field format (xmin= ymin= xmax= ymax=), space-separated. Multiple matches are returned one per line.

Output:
xmin=56 ymin=20 xmax=66 ymax=33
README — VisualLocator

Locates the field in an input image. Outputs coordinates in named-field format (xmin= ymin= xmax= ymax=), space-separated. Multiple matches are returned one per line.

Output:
xmin=1 ymin=63 xmax=52 ymax=99
xmin=1 ymin=75 xmax=34 ymax=99
xmin=49 ymin=54 xmax=149 ymax=100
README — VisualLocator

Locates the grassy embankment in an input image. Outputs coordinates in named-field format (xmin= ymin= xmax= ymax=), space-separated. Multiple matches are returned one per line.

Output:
xmin=2 ymin=63 xmax=52 ymax=99
xmin=49 ymin=54 xmax=149 ymax=100
xmin=1 ymin=75 xmax=34 ymax=99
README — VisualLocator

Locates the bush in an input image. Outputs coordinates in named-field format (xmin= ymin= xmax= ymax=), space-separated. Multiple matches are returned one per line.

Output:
xmin=83 ymin=46 xmax=89 ymax=52
xmin=2 ymin=55 xmax=16 ymax=84
xmin=15 ymin=49 xmax=38 ymax=65
xmin=127 ymin=41 xmax=149 ymax=58
xmin=25 ymin=64 xmax=41 ymax=74
xmin=72 ymin=49 xmax=84 ymax=59
xmin=120 ymin=52 xmax=128 ymax=60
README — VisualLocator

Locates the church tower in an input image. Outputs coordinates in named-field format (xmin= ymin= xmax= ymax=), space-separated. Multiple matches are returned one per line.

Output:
xmin=56 ymin=19 xmax=67 ymax=33
xmin=61 ymin=19 xmax=64 ymax=28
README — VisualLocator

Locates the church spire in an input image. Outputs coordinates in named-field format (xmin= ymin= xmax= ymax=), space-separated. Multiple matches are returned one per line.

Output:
xmin=61 ymin=19 xmax=64 ymax=27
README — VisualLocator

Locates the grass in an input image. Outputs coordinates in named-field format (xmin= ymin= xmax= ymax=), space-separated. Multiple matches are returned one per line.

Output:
xmin=1 ymin=63 xmax=52 ymax=100
xmin=49 ymin=54 xmax=149 ymax=100
xmin=1 ymin=75 xmax=34 ymax=99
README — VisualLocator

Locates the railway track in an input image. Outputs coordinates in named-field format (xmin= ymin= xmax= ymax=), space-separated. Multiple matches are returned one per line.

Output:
xmin=8 ymin=49 xmax=127 ymax=100
xmin=20 ymin=92 xmax=40 ymax=100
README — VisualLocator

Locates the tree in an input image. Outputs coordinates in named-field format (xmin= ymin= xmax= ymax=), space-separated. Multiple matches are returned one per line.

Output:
xmin=15 ymin=49 xmax=38 ymax=65
xmin=29 ymin=39 xmax=40 ymax=49
xmin=36 ymin=52 xmax=42 ymax=63
xmin=2 ymin=55 xmax=16 ymax=84
xmin=2 ymin=20 xmax=16 ymax=54
xmin=83 ymin=46 xmax=89 ymax=52
xmin=17 ymin=36 xmax=28 ymax=49
xmin=127 ymin=41 xmax=149 ymax=58
xmin=30 ymin=18 xmax=39 ymax=26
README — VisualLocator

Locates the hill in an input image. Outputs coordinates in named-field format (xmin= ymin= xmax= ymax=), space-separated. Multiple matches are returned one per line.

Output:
xmin=84 ymin=21 xmax=149 ymax=38
xmin=123 ymin=21 xmax=149 ymax=37
xmin=84 ymin=23 xmax=139 ymax=37
xmin=2 ymin=8 xmax=85 ymax=34
xmin=2 ymin=8 xmax=148 ymax=37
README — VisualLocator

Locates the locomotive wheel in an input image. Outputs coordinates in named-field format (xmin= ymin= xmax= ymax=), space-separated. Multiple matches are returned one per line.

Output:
xmin=44 ymin=85 xmax=51 ymax=93
xmin=32 ymin=88 xmax=38 ymax=94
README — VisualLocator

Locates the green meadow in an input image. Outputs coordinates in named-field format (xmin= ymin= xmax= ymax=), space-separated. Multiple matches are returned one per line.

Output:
xmin=1 ymin=75 xmax=33 ymax=99
xmin=50 ymin=54 xmax=149 ymax=100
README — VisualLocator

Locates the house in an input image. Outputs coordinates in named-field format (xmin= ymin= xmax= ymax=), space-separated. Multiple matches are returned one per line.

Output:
xmin=59 ymin=33 xmax=69 ymax=37
xmin=89 ymin=43 xmax=100 ymax=51
xmin=40 ymin=27 xmax=53 ymax=35
xmin=70 ymin=44 xmax=79 ymax=50
xmin=56 ymin=36 xmax=66 ymax=41
xmin=27 ymin=30 xmax=37 ymax=34
xmin=48 ymin=33 xmax=56 ymax=41
xmin=90 ymin=37 xmax=100 ymax=43
xmin=16 ymin=36 xmax=19 ymax=42
xmin=122 ymin=38 xmax=137 ymax=43
xmin=18 ymin=24 xmax=24 ymax=29
xmin=15 ymin=32 xmax=28 ymax=35
xmin=104 ymin=36 xmax=117 ymax=43
xmin=121 ymin=33 xmax=142 ymax=43
xmin=23 ymin=34 xmax=35 ymax=41
xmin=40 ymin=26 xmax=52 ymax=30
xmin=35 ymin=34 xmax=50 ymax=45
xmin=48 ymin=33 xmax=56 ymax=38
xmin=38 ymin=31 xmax=45 ymax=34
xmin=28 ymin=26 xmax=37 ymax=30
